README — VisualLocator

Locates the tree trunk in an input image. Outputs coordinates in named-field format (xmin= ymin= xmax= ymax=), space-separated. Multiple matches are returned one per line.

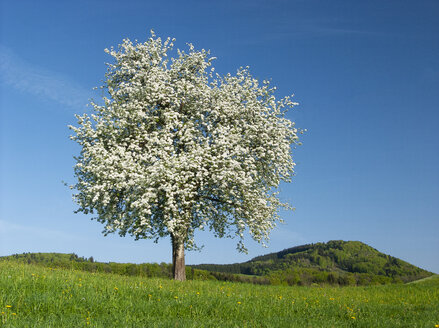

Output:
xmin=171 ymin=234 xmax=186 ymax=281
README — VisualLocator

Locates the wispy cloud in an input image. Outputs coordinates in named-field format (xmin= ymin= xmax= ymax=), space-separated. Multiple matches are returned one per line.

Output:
xmin=0 ymin=45 xmax=91 ymax=110
xmin=238 ymin=17 xmax=382 ymax=46
xmin=262 ymin=26 xmax=374 ymax=42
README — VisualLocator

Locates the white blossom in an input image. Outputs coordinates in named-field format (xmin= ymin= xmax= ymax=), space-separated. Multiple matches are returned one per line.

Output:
xmin=69 ymin=31 xmax=302 ymax=252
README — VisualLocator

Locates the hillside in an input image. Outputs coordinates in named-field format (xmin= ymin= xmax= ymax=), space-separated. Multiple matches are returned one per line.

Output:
xmin=0 ymin=252 xmax=212 ymax=281
xmin=1 ymin=240 xmax=433 ymax=286
xmin=191 ymin=240 xmax=433 ymax=285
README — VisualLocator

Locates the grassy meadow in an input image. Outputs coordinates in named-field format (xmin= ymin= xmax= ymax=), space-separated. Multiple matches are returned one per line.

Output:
xmin=1 ymin=261 xmax=438 ymax=327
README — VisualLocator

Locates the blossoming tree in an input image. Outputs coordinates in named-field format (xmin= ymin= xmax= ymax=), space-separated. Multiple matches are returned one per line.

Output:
xmin=70 ymin=31 xmax=302 ymax=281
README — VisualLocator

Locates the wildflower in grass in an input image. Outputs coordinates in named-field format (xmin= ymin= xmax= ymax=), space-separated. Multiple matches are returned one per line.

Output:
xmin=237 ymin=301 xmax=241 ymax=305
xmin=114 ymin=287 xmax=118 ymax=291
xmin=5 ymin=305 xmax=11 ymax=308
xmin=329 ymin=298 xmax=335 ymax=301
xmin=351 ymin=316 xmax=356 ymax=320
xmin=174 ymin=296 xmax=178 ymax=299
xmin=196 ymin=292 xmax=200 ymax=295
xmin=435 ymin=325 xmax=439 ymax=328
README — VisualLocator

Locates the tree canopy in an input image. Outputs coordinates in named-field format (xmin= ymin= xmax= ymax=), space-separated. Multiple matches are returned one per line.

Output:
xmin=69 ymin=31 xmax=302 ymax=280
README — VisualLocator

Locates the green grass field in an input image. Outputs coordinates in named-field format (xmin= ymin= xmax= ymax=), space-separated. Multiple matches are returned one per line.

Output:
xmin=1 ymin=261 xmax=438 ymax=327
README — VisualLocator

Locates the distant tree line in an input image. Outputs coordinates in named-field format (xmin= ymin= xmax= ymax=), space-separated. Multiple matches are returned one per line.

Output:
xmin=3 ymin=252 xmax=174 ymax=278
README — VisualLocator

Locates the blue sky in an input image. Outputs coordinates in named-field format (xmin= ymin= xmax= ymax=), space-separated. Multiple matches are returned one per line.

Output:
xmin=1 ymin=0 xmax=438 ymax=273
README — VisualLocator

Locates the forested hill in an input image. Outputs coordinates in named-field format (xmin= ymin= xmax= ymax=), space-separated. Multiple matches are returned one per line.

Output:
xmin=191 ymin=240 xmax=433 ymax=285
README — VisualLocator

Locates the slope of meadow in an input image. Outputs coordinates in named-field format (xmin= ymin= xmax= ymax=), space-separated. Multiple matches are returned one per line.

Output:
xmin=2 ymin=240 xmax=433 ymax=287
xmin=1 ymin=261 xmax=438 ymax=327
